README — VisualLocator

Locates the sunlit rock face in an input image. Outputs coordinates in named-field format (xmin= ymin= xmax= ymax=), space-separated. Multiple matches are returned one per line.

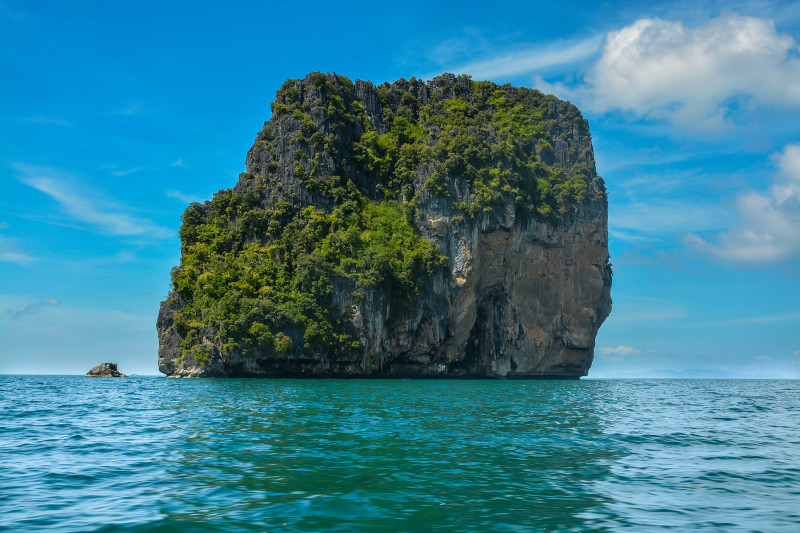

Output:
xmin=157 ymin=73 xmax=612 ymax=378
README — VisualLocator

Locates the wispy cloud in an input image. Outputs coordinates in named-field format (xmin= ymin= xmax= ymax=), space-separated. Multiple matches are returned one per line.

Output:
xmin=424 ymin=29 xmax=492 ymax=67
xmin=610 ymin=296 xmax=687 ymax=323
xmin=613 ymin=250 xmax=685 ymax=273
xmin=538 ymin=12 xmax=800 ymax=130
xmin=611 ymin=198 xmax=734 ymax=235
xmin=110 ymin=167 xmax=144 ymax=177
xmin=685 ymin=143 xmax=800 ymax=266
xmin=609 ymin=230 xmax=660 ymax=244
xmin=54 ymin=250 xmax=141 ymax=270
xmin=0 ymin=224 xmax=36 ymax=264
xmin=117 ymin=101 xmax=144 ymax=115
xmin=7 ymin=298 xmax=60 ymax=319
xmin=103 ymin=158 xmax=186 ymax=177
xmin=706 ymin=312 xmax=800 ymax=327
xmin=166 ymin=190 xmax=205 ymax=204
xmin=15 ymin=164 xmax=172 ymax=238
xmin=598 ymin=345 xmax=642 ymax=356
xmin=0 ymin=236 xmax=35 ymax=264
xmin=430 ymin=35 xmax=603 ymax=81
xmin=22 ymin=115 xmax=72 ymax=127
xmin=0 ymin=300 xmax=152 ymax=330
xmin=617 ymin=168 xmax=745 ymax=197
xmin=597 ymin=145 xmax=743 ymax=179
xmin=597 ymin=148 xmax=703 ymax=174
xmin=597 ymin=345 xmax=644 ymax=364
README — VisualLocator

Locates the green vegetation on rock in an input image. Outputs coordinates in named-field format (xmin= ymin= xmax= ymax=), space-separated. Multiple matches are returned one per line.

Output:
xmin=269 ymin=72 xmax=602 ymax=217
xmin=167 ymin=72 xmax=604 ymax=364
xmin=171 ymin=189 xmax=445 ymax=360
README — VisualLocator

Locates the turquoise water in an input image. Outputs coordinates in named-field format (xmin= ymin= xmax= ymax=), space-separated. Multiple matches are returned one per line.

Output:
xmin=1 ymin=377 xmax=798 ymax=532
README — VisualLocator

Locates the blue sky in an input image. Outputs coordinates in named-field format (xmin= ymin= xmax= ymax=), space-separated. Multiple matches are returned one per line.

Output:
xmin=1 ymin=0 xmax=798 ymax=377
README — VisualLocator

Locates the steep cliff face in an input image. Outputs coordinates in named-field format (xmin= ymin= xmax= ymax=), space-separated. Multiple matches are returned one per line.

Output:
xmin=157 ymin=72 xmax=611 ymax=378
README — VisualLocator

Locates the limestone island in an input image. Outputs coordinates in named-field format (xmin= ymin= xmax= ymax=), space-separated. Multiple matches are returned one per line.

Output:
xmin=157 ymin=72 xmax=612 ymax=378
xmin=86 ymin=363 xmax=127 ymax=377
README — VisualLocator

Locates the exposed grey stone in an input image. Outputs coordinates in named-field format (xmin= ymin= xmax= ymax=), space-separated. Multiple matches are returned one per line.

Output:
xmin=157 ymin=73 xmax=612 ymax=379
xmin=85 ymin=363 xmax=127 ymax=377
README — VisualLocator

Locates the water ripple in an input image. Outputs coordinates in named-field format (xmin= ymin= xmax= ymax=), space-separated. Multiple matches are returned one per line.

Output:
xmin=0 ymin=376 xmax=798 ymax=532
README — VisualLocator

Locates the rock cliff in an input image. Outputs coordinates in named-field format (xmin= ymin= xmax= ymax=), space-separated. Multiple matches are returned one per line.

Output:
xmin=158 ymin=73 xmax=612 ymax=378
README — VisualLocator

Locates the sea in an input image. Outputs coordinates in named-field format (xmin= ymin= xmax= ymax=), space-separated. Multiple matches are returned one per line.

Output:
xmin=1 ymin=376 xmax=798 ymax=532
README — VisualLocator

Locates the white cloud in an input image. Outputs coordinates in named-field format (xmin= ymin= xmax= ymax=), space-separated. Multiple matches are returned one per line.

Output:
xmin=597 ymin=345 xmax=643 ymax=364
xmin=0 ymin=222 xmax=8 ymax=229
xmin=169 ymin=159 xmax=186 ymax=168
xmin=599 ymin=345 xmax=642 ymax=356
xmin=541 ymin=12 xmax=800 ymax=130
xmin=15 ymin=164 xmax=172 ymax=238
xmin=685 ymin=143 xmax=800 ymax=265
xmin=755 ymin=354 xmax=773 ymax=361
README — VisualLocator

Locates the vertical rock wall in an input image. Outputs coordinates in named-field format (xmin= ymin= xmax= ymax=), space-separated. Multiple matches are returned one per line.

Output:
xmin=157 ymin=73 xmax=612 ymax=378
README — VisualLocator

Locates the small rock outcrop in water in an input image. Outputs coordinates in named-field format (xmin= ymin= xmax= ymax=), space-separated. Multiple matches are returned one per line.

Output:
xmin=157 ymin=72 xmax=612 ymax=379
xmin=85 ymin=363 xmax=127 ymax=377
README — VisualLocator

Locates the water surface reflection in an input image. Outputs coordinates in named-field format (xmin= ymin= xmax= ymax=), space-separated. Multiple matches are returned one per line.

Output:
xmin=158 ymin=379 xmax=622 ymax=532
